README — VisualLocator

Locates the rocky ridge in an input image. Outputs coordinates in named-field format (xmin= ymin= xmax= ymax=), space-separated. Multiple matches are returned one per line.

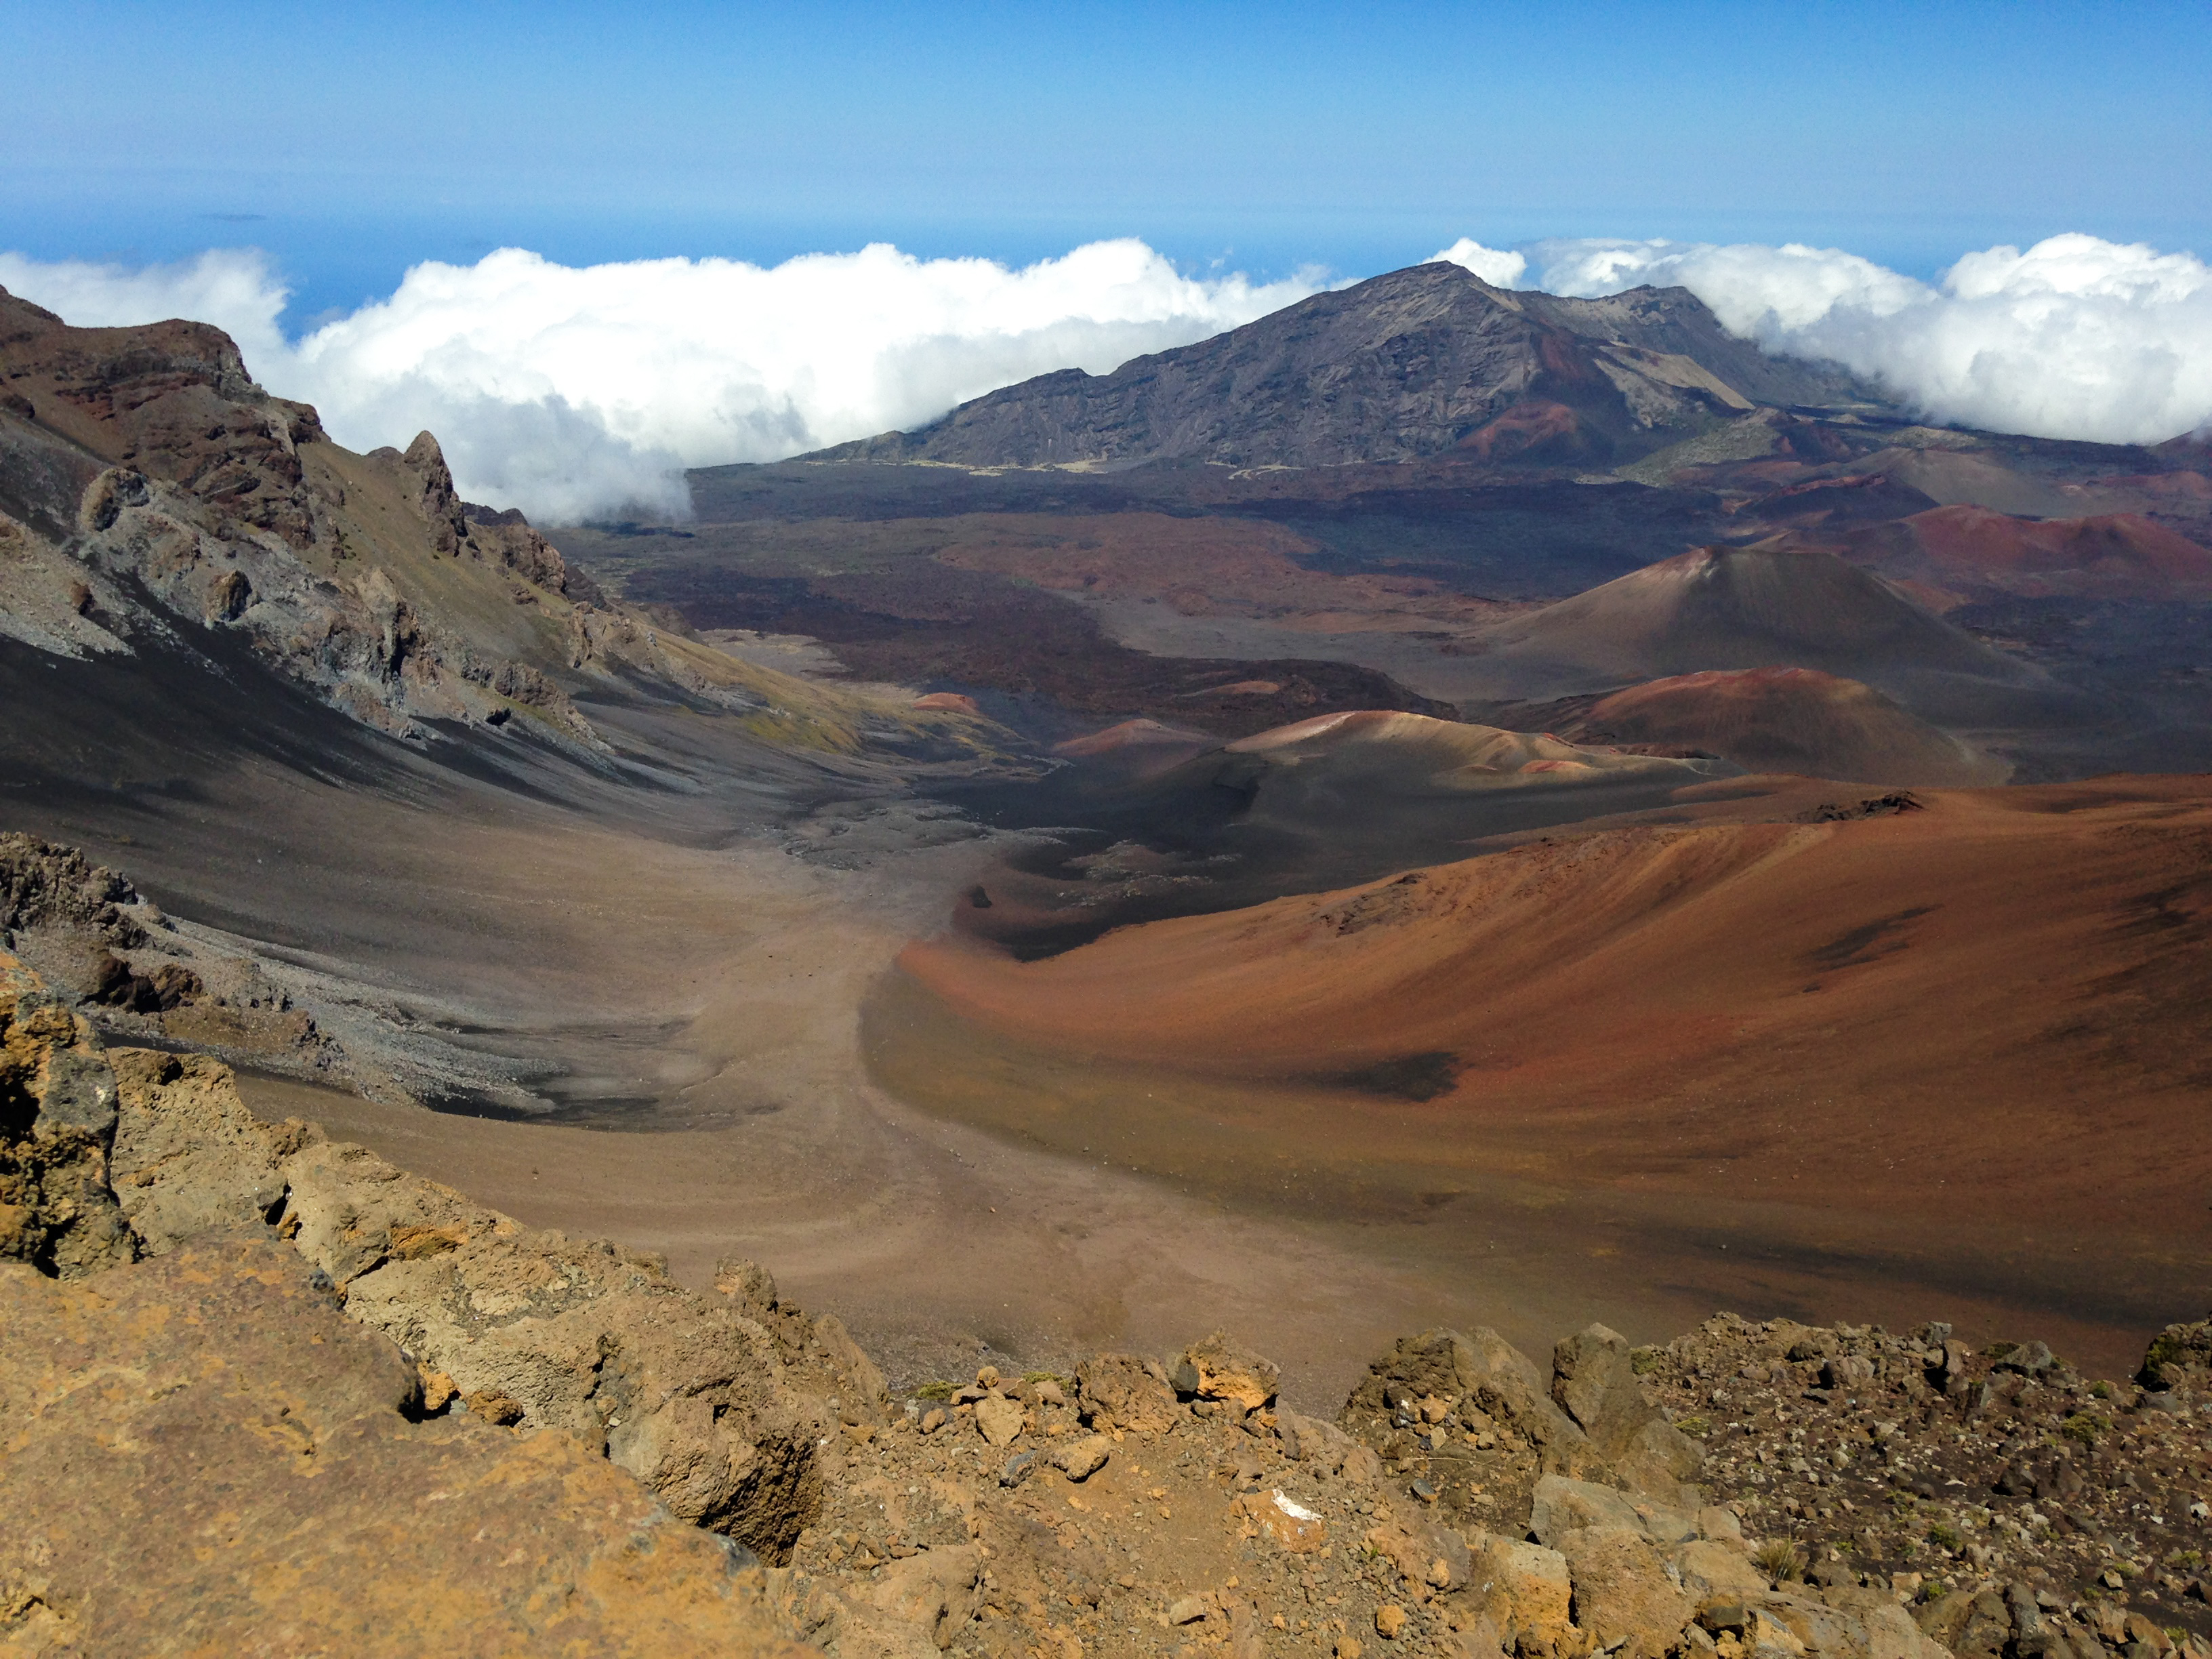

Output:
xmin=7 ymin=946 xmax=2203 ymax=1657
xmin=0 ymin=285 xmax=981 ymax=754
xmin=817 ymin=264 xmax=1888 ymax=472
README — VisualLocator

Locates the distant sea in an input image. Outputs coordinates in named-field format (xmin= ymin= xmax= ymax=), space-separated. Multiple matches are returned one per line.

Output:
xmin=0 ymin=182 xmax=2097 ymax=336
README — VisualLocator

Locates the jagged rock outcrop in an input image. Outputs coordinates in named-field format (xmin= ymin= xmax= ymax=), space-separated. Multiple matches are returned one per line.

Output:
xmin=0 ymin=1228 xmax=813 ymax=1656
xmin=99 ymin=1038 xmax=859 ymax=1563
xmin=0 ymin=285 xmax=776 ymax=748
xmin=0 ymin=958 xmax=131 ymax=1277
xmin=0 ymin=834 xmax=376 ymax=1103
xmin=0 ymin=832 xmax=149 ymax=951
xmin=2140 ymin=1313 xmax=2212 ymax=1391
xmin=0 ymin=951 xmax=830 ymax=1652
xmin=1552 ymin=1322 xmax=1708 ymax=1500
xmin=464 ymin=497 xmax=607 ymax=602
xmin=1349 ymin=1324 xmax=1607 ymax=1481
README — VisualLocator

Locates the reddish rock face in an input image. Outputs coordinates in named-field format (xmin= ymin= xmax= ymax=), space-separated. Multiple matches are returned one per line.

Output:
xmin=1893 ymin=503 xmax=2212 ymax=598
xmin=1 ymin=288 xmax=325 ymax=546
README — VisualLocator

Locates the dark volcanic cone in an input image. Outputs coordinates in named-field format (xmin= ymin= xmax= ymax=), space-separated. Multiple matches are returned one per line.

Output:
xmin=814 ymin=262 xmax=1885 ymax=470
xmin=1484 ymin=543 xmax=2074 ymax=725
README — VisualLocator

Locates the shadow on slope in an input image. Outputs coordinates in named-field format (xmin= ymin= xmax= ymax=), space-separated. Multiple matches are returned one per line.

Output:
xmin=936 ymin=710 xmax=1752 ymax=956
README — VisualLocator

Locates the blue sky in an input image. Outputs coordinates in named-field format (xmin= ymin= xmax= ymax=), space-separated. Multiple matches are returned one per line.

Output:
xmin=6 ymin=0 xmax=2209 ymax=321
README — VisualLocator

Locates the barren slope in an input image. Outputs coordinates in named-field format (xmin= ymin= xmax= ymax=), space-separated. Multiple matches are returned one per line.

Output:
xmin=1564 ymin=668 xmax=2007 ymax=786
xmin=818 ymin=263 xmax=1885 ymax=470
xmin=1469 ymin=544 xmax=2080 ymax=731
xmin=1839 ymin=504 xmax=2212 ymax=600
xmin=895 ymin=775 xmax=2212 ymax=1231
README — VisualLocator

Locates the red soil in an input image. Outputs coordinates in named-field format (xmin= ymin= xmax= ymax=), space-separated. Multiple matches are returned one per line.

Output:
xmin=1052 ymin=718 xmax=1212 ymax=758
xmin=898 ymin=776 xmax=2212 ymax=1231
xmin=1840 ymin=506 xmax=2212 ymax=600
xmin=928 ymin=511 xmax=1494 ymax=629
xmin=1456 ymin=400 xmax=1590 ymax=462
xmin=1576 ymin=667 xmax=2002 ymax=785
xmin=1902 ymin=513 xmax=2212 ymax=606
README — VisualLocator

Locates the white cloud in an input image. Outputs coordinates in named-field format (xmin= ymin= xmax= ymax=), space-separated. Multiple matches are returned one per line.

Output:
xmin=1435 ymin=231 xmax=2212 ymax=447
xmin=1429 ymin=238 xmax=1528 ymax=289
xmin=0 ymin=248 xmax=292 ymax=369
xmin=8 ymin=231 xmax=2209 ymax=526
xmin=3 ymin=239 xmax=1322 ymax=523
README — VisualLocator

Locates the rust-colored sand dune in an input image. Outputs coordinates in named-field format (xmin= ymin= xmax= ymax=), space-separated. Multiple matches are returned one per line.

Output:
xmin=1843 ymin=505 xmax=2212 ymax=600
xmin=1573 ymin=667 xmax=2006 ymax=786
xmin=898 ymin=775 xmax=2212 ymax=1228
xmin=1474 ymin=545 xmax=2049 ymax=727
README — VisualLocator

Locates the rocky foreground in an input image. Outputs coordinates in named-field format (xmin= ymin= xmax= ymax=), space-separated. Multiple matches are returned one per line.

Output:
xmin=3 ymin=951 xmax=2207 ymax=1658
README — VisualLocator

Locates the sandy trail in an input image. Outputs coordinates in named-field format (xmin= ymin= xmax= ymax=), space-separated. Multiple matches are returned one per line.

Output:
xmin=237 ymin=784 xmax=2192 ymax=1407
xmin=228 ymin=823 xmax=1509 ymax=1409
xmin=21 ymin=663 xmax=2192 ymax=1404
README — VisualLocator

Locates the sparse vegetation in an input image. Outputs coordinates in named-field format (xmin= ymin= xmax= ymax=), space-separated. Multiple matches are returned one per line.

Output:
xmin=1753 ymin=1538 xmax=1808 ymax=1582
xmin=2063 ymin=1410 xmax=2114 ymax=1446
xmin=913 ymin=1380 xmax=954 ymax=1401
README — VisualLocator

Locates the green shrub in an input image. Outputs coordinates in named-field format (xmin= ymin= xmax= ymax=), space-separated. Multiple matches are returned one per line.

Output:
xmin=1927 ymin=1521 xmax=1962 ymax=1550
xmin=914 ymin=1380 xmax=954 ymax=1401
xmin=2141 ymin=1330 xmax=2192 ymax=1384
xmin=1675 ymin=1416 xmax=1711 ymax=1438
xmin=2062 ymin=1412 xmax=2114 ymax=1446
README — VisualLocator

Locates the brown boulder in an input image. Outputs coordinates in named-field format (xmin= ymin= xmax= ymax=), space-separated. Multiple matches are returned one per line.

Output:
xmin=1551 ymin=1324 xmax=1703 ymax=1498
xmin=106 ymin=1048 xmax=298 ymax=1250
xmin=1673 ymin=1539 xmax=1769 ymax=1601
xmin=2142 ymin=1311 xmax=2212 ymax=1389
xmin=975 ymin=1393 xmax=1025 ymax=1446
xmin=1553 ymin=1526 xmax=1696 ymax=1658
xmin=1467 ymin=1534 xmax=1576 ymax=1658
xmin=1076 ymin=1351 xmax=1179 ymax=1433
xmin=1349 ymin=1327 xmax=1593 ymax=1471
xmin=1172 ymin=1330 xmax=1281 ymax=1412
xmin=1553 ymin=1324 xmax=1647 ymax=1446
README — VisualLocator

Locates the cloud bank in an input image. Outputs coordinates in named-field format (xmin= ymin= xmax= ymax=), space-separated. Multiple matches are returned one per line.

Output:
xmin=1 ymin=243 xmax=1321 ymax=523
xmin=1435 ymin=232 xmax=2212 ymax=448
xmin=6 ymin=231 xmax=2209 ymax=524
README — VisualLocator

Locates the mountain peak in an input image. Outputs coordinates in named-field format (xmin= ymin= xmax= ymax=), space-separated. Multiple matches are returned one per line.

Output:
xmin=811 ymin=261 xmax=1891 ymax=471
